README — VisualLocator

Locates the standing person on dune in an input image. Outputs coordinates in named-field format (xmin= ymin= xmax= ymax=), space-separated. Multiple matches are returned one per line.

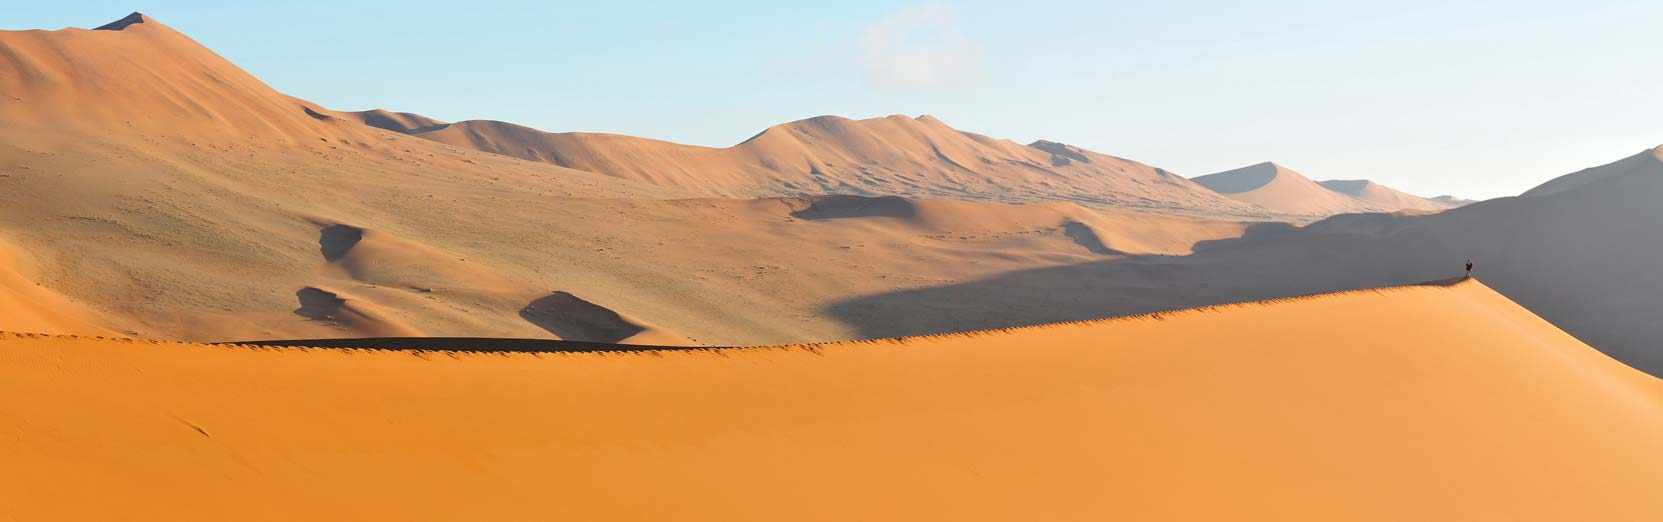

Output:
xmin=1466 ymin=258 xmax=1474 ymax=278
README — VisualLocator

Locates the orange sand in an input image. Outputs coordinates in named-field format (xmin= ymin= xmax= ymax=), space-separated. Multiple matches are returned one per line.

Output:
xmin=4 ymin=279 xmax=1659 ymax=520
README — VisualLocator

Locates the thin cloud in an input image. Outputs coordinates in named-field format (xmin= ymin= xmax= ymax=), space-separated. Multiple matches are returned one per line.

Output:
xmin=859 ymin=2 xmax=978 ymax=88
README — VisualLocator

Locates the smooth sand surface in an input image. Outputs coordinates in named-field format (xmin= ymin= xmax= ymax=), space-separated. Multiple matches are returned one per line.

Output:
xmin=1193 ymin=162 xmax=1384 ymax=216
xmin=3 ymin=279 xmax=1660 ymax=520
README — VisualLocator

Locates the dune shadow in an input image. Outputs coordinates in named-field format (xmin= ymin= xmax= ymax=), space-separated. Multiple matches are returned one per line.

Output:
xmin=788 ymin=195 xmax=918 ymax=221
xmin=293 ymin=287 xmax=345 ymax=320
xmin=318 ymin=224 xmax=364 ymax=262
xmin=1061 ymin=221 xmax=1122 ymax=255
xmin=223 ymin=336 xmax=704 ymax=353
xmin=825 ymin=219 xmax=1457 ymax=339
xmin=519 ymin=292 xmax=646 ymax=343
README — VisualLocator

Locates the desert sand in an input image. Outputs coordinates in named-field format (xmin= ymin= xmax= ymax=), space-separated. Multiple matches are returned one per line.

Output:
xmin=8 ymin=13 xmax=1663 ymax=381
xmin=4 ymin=279 xmax=1660 ymax=521
xmin=0 ymin=14 xmax=1261 ymax=345
xmin=337 ymin=110 xmax=1271 ymax=217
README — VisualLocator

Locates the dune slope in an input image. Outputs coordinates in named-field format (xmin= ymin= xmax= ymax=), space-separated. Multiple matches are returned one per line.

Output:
xmin=1318 ymin=179 xmax=1458 ymax=212
xmin=0 ymin=14 xmax=1263 ymax=345
xmin=1194 ymin=162 xmax=1381 ymax=216
xmin=2 ymin=279 xmax=1660 ymax=520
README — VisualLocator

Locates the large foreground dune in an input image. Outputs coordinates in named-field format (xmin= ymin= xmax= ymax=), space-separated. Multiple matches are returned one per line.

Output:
xmin=4 ymin=279 xmax=1660 ymax=520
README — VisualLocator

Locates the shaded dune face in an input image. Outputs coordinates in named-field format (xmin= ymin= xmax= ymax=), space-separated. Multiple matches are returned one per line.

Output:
xmin=519 ymin=292 xmax=647 ymax=343
xmin=293 ymin=287 xmax=349 ymax=321
xmin=318 ymin=224 xmax=364 ymax=263
xmin=786 ymin=195 xmax=918 ymax=220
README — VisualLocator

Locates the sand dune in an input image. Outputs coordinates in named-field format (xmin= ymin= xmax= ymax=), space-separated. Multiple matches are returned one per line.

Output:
xmin=4 ymin=280 xmax=1659 ymax=520
xmin=0 ymin=14 xmax=1268 ymax=345
xmin=1318 ymin=179 xmax=1461 ymax=212
xmin=1193 ymin=162 xmax=1383 ymax=216
xmin=1522 ymin=144 xmax=1663 ymax=197
xmin=337 ymin=110 xmax=1270 ymax=217
xmin=0 ymin=13 xmax=374 ymax=143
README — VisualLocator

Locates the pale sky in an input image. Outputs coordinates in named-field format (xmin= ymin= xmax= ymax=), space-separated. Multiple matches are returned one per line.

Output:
xmin=10 ymin=0 xmax=1662 ymax=198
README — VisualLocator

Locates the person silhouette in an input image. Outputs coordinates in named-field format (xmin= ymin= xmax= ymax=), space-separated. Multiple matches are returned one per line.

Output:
xmin=1465 ymin=258 xmax=1474 ymax=277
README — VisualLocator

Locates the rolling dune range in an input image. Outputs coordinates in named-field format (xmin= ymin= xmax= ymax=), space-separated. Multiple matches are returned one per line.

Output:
xmin=0 ymin=14 xmax=1255 ymax=344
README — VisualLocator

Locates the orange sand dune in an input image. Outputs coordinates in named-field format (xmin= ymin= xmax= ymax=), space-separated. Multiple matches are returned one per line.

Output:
xmin=1193 ymin=162 xmax=1382 ymax=216
xmin=337 ymin=110 xmax=1270 ymax=217
xmin=2 ymin=279 xmax=1659 ymax=520
xmin=1318 ymin=179 xmax=1461 ymax=212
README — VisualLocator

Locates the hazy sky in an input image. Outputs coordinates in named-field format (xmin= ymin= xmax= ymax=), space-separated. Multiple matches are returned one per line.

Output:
xmin=10 ymin=1 xmax=1662 ymax=198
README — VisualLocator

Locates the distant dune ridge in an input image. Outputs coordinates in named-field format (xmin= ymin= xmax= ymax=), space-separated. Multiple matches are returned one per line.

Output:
xmin=1318 ymin=179 xmax=1463 ymax=212
xmin=333 ymin=109 xmax=1271 ymax=217
xmin=1190 ymin=162 xmax=1457 ymax=216
xmin=5 ymin=280 xmax=1661 ymax=520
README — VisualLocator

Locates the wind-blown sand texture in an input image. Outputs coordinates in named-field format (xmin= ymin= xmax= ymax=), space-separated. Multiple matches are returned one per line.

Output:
xmin=3 ymin=279 xmax=1659 ymax=520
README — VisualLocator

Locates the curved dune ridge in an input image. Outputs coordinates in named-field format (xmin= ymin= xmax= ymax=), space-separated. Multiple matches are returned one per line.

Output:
xmin=1193 ymin=162 xmax=1383 ymax=216
xmin=3 ymin=279 xmax=1660 ymax=520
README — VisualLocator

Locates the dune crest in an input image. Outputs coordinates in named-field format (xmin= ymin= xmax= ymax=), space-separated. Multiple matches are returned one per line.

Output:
xmin=4 ymin=280 xmax=1660 ymax=520
xmin=1193 ymin=162 xmax=1382 ymax=216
